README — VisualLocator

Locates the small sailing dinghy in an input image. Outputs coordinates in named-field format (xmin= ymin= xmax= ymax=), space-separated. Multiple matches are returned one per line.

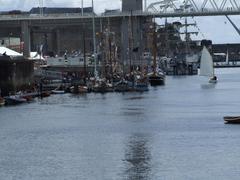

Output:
xmin=199 ymin=46 xmax=217 ymax=83
xmin=224 ymin=116 xmax=240 ymax=124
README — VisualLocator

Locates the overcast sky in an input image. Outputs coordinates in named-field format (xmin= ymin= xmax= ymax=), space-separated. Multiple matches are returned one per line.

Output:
xmin=0 ymin=0 xmax=240 ymax=44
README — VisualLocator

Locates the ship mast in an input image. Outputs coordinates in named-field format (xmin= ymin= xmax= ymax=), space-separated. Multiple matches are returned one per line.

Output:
xmin=128 ymin=11 xmax=134 ymax=74
xmin=153 ymin=18 xmax=157 ymax=76
xmin=92 ymin=0 xmax=98 ymax=78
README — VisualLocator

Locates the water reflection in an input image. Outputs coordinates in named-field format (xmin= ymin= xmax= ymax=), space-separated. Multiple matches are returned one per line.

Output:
xmin=201 ymin=83 xmax=216 ymax=89
xmin=123 ymin=134 xmax=152 ymax=180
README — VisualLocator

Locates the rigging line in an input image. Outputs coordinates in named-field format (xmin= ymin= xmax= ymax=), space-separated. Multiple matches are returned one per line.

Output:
xmin=231 ymin=0 xmax=239 ymax=9
xmin=230 ymin=0 xmax=238 ymax=9
xmin=220 ymin=0 xmax=226 ymax=9
xmin=201 ymin=0 xmax=208 ymax=9
xmin=221 ymin=0 xmax=228 ymax=10
xmin=210 ymin=0 xmax=219 ymax=10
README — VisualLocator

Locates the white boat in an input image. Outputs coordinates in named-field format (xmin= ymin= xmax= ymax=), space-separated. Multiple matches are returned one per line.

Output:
xmin=51 ymin=90 xmax=65 ymax=94
xmin=199 ymin=46 xmax=217 ymax=83
xmin=51 ymin=86 xmax=65 ymax=94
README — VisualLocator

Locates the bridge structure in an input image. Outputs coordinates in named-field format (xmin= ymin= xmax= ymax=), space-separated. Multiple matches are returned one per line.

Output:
xmin=0 ymin=0 xmax=239 ymax=65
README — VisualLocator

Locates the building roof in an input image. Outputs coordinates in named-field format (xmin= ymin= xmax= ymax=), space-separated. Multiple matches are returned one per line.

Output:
xmin=29 ymin=7 xmax=93 ymax=14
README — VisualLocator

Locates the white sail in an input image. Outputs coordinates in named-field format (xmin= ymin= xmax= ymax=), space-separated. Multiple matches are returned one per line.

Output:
xmin=226 ymin=49 xmax=229 ymax=64
xmin=199 ymin=46 xmax=214 ymax=77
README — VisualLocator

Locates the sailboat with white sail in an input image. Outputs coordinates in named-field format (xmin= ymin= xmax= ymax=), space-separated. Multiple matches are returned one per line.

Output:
xmin=199 ymin=46 xmax=217 ymax=83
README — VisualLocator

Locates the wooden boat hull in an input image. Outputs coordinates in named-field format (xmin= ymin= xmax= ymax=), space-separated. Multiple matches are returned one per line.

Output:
xmin=224 ymin=116 xmax=240 ymax=124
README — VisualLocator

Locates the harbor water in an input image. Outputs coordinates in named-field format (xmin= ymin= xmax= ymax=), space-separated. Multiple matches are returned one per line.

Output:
xmin=1 ymin=68 xmax=240 ymax=179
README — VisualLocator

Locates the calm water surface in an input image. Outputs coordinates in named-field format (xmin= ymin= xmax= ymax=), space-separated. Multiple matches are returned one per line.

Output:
xmin=1 ymin=68 xmax=240 ymax=180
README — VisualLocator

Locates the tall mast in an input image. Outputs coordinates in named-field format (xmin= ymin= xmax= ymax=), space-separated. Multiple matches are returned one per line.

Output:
xmin=129 ymin=10 xmax=134 ymax=73
xmin=185 ymin=17 xmax=189 ymax=54
xmin=108 ymin=18 xmax=113 ymax=82
xmin=144 ymin=0 xmax=147 ymax=11
xmin=81 ymin=0 xmax=84 ymax=16
xmin=92 ymin=0 xmax=98 ymax=78
xmin=153 ymin=18 xmax=157 ymax=76
xmin=83 ymin=24 xmax=87 ymax=84
xmin=39 ymin=0 xmax=43 ymax=16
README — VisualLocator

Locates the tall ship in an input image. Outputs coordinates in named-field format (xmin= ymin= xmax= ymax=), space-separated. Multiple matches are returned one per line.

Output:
xmin=156 ymin=18 xmax=202 ymax=75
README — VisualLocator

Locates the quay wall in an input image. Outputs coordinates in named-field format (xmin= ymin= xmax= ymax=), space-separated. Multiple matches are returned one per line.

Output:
xmin=0 ymin=57 xmax=34 ymax=96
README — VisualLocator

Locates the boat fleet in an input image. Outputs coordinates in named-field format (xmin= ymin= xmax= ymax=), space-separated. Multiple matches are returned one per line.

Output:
xmin=0 ymin=71 xmax=165 ymax=107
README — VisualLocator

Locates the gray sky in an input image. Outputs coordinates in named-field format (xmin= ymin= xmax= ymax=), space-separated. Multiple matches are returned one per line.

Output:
xmin=0 ymin=0 xmax=240 ymax=44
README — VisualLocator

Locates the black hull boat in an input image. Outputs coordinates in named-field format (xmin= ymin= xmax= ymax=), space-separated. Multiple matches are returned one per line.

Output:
xmin=149 ymin=75 xmax=165 ymax=86
xmin=224 ymin=116 xmax=240 ymax=124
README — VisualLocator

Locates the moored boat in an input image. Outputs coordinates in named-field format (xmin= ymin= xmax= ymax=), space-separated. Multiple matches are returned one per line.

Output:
xmin=51 ymin=85 xmax=66 ymax=94
xmin=114 ymin=79 xmax=133 ymax=92
xmin=0 ymin=97 xmax=5 ymax=106
xmin=148 ymin=72 xmax=165 ymax=86
xmin=224 ymin=116 xmax=240 ymax=124
xmin=20 ymin=92 xmax=38 ymax=102
xmin=134 ymin=75 xmax=149 ymax=92
xmin=51 ymin=90 xmax=65 ymax=94
xmin=4 ymin=95 xmax=27 ymax=105
xmin=92 ymin=79 xmax=114 ymax=93
xmin=148 ymin=19 xmax=166 ymax=87
xmin=70 ymin=85 xmax=88 ymax=94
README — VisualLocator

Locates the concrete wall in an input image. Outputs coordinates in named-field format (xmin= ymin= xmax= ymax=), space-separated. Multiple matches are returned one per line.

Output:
xmin=31 ymin=18 xmax=122 ymax=56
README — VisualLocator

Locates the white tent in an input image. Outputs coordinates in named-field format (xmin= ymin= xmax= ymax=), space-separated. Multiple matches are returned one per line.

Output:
xmin=0 ymin=46 xmax=22 ymax=56
xmin=29 ymin=52 xmax=45 ymax=60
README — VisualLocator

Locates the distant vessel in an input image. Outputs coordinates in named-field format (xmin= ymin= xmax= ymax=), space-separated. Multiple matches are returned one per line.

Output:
xmin=199 ymin=46 xmax=217 ymax=83
xmin=224 ymin=116 xmax=240 ymax=124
